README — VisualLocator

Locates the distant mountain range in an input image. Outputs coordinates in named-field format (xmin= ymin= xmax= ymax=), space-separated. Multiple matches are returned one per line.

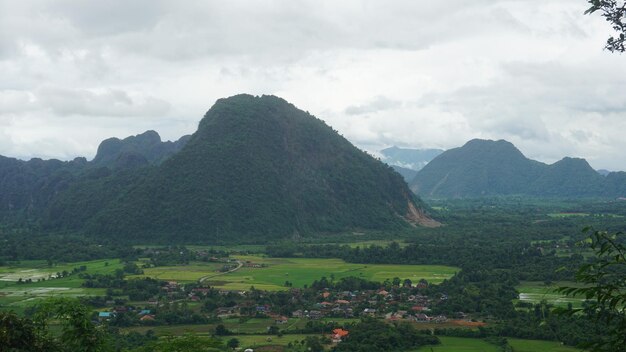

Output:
xmin=411 ymin=139 xmax=626 ymax=198
xmin=0 ymin=95 xmax=436 ymax=242
xmin=380 ymin=146 xmax=444 ymax=182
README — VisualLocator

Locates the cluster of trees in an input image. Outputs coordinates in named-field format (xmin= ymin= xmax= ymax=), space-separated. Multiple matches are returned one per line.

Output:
xmin=332 ymin=318 xmax=439 ymax=352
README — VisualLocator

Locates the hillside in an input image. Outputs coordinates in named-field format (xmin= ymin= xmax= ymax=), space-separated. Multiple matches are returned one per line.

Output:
xmin=45 ymin=95 xmax=437 ymax=242
xmin=410 ymin=139 xmax=621 ymax=198
xmin=91 ymin=130 xmax=190 ymax=169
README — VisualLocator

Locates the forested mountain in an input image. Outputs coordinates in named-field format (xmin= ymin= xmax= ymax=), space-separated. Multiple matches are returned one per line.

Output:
xmin=411 ymin=139 xmax=624 ymax=198
xmin=391 ymin=165 xmax=418 ymax=182
xmin=0 ymin=131 xmax=189 ymax=224
xmin=91 ymin=130 xmax=190 ymax=169
xmin=0 ymin=156 xmax=85 ymax=221
xmin=42 ymin=95 xmax=436 ymax=242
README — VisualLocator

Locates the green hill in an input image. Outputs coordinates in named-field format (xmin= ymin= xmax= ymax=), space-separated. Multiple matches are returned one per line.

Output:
xmin=411 ymin=139 xmax=620 ymax=198
xmin=91 ymin=130 xmax=190 ymax=169
xmin=45 ymin=95 xmax=436 ymax=242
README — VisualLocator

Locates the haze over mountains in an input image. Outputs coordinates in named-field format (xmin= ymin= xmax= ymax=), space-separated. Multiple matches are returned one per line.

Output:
xmin=380 ymin=146 xmax=444 ymax=182
xmin=0 ymin=95 xmax=435 ymax=242
xmin=411 ymin=139 xmax=626 ymax=198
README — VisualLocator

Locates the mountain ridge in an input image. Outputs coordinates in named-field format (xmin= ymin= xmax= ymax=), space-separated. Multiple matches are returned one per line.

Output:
xmin=411 ymin=139 xmax=622 ymax=198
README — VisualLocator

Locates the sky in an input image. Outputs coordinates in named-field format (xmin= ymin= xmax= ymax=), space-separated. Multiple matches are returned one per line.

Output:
xmin=1 ymin=0 xmax=625 ymax=170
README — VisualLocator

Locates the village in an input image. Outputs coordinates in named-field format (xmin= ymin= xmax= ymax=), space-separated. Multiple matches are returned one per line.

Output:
xmin=93 ymin=258 xmax=478 ymax=346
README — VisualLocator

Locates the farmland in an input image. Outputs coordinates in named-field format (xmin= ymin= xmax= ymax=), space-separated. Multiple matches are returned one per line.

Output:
xmin=516 ymin=281 xmax=586 ymax=308
xmin=134 ymin=255 xmax=458 ymax=291
xmin=415 ymin=336 xmax=500 ymax=351
xmin=508 ymin=338 xmax=582 ymax=351
xmin=0 ymin=259 xmax=122 ymax=313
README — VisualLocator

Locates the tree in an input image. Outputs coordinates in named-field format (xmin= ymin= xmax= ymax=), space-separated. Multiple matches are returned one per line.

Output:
xmin=557 ymin=229 xmax=626 ymax=351
xmin=0 ymin=298 xmax=108 ymax=352
xmin=226 ymin=338 xmax=240 ymax=350
xmin=585 ymin=0 xmax=626 ymax=52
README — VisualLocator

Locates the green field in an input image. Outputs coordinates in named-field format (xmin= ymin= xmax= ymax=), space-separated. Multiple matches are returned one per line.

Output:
xmin=416 ymin=337 xmax=582 ymax=352
xmin=508 ymin=338 xmax=582 ymax=352
xmin=516 ymin=281 xmax=586 ymax=308
xmin=206 ymin=255 xmax=458 ymax=291
xmin=416 ymin=336 xmax=500 ymax=351
xmin=128 ymin=262 xmax=224 ymax=282
xmin=0 ymin=259 xmax=122 ymax=312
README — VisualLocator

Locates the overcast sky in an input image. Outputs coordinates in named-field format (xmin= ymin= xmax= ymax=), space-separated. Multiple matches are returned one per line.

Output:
xmin=1 ymin=1 xmax=625 ymax=170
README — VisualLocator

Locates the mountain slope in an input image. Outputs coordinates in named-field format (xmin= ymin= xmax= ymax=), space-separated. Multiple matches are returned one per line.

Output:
xmin=91 ymin=130 xmax=190 ymax=169
xmin=46 ymin=95 xmax=436 ymax=242
xmin=411 ymin=139 xmax=619 ymax=198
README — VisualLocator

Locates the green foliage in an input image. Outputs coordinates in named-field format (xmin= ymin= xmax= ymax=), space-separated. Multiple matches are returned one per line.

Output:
xmin=333 ymin=318 xmax=439 ymax=352
xmin=0 ymin=298 xmax=108 ymax=352
xmin=131 ymin=333 xmax=225 ymax=352
xmin=556 ymin=228 xmax=626 ymax=351
xmin=585 ymin=0 xmax=626 ymax=52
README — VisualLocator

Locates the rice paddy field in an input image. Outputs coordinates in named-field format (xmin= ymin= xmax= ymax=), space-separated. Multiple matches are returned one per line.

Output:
xmin=205 ymin=255 xmax=458 ymax=291
xmin=516 ymin=281 xmax=586 ymax=308
xmin=415 ymin=336 xmax=500 ymax=352
xmin=415 ymin=337 xmax=582 ymax=352
xmin=0 ymin=259 xmax=122 ymax=313
xmin=507 ymin=338 xmax=582 ymax=352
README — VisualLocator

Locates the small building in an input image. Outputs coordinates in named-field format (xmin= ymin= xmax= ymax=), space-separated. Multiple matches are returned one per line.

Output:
xmin=275 ymin=316 xmax=289 ymax=324
xmin=331 ymin=328 xmax=349 ymax=343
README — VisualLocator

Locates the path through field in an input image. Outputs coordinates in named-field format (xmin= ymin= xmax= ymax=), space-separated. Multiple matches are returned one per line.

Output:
xmin=198 ymin=259 xmax=243 ymax=283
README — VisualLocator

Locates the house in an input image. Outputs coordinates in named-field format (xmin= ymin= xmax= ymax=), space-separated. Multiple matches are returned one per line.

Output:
xmin=414 ymin=313 xmax=430 ymax=323
xmin=335 ymin=299 xmax=350 ymax=305
xmin=331 ymin=328 xmax=349 ymax=343
xmin=275 ymin=316 xmax=289 ymax=324
xmin=362 ymin=308 xmax=377 ymax=317
xmin=432 ymin=315 xmax=448 ymax=323
xmin=292 ymin=309 xmax=304 ymax=318
xmin=140 ymin=315 xmax=155 ymax=322
xmin=98 ymin=312 xmax=113 ymax=320
xmin=411 ymin=306 xmax=429 ymax=312
xmin=138 ymin=309 xmax=152 ymax=316
xmin=308 ymin=310 xmax=323 ymax=319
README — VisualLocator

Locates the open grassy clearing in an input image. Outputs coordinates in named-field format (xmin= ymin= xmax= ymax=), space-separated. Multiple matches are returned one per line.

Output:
xmin=415 ymin=336 xmax=499 ymax=351
xmin=127 ymin=262 xmax=224 ymax=282
xmin=203 ymin=255 xmax=458 ymax=291
xmin=0 ymin=259 xmax=122 ymax=312
xmin=516 ymin=281 xmax=586 ymax=308
xmin=508 ymin=338 xmax=582 ymax=352
xmin=230 ymin=334 xmax=318 ymax=349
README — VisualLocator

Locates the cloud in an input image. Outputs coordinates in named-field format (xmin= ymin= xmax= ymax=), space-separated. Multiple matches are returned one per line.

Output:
xmin=35 ymin=86 xmax=171 ymax=117
xmin=0 ymin=0 xmax=625 ymax=171
xmin=345 ymin=96 xmax=401 ymax=115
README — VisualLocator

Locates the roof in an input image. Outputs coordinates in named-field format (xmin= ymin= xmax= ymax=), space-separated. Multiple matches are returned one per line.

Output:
xmin=332 ymin=328 xmax=349 ymax=337
xmin=98 ymin=312 xmax=112 ymax=318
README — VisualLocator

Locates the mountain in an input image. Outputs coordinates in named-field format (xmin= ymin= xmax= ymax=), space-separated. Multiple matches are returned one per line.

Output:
xmin=91 ymin=130 xmax=191 ymax=169
xmin=391 ymin=165 xmax=418 ymax=183
xmin=45 ymin=94 xmax=437 ymax=242
xmin=381 ymin=146 xmax=443 ymax=171
xmin=0 ymin=156 xmax=85 ymax=221
xmin=411 ymin=139 xmax=620 ymax=198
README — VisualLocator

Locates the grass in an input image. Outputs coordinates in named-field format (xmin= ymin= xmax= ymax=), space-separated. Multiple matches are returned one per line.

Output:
xmin=204 ymin=255 xmax=458 ymax=291
xmin=508 ymin=338 xmax=582 ymax=352
xmin=417 ymin=337 xmax=583 ymax=352
xmin=230 ymin=334 xmax=317 ymax=349
xmin=415 ymin=336 xmax=499 ymax=351
xmin=516 ymin=281 xmax=586 ymax=308
xmin=0 ymin=259 xmax=123 ymax=312
xmin=127 ymin=263 xmax=224 ymax=282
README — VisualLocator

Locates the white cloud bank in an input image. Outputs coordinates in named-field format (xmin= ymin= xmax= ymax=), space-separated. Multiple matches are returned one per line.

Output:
xmin=0 ymin=0 xmax=625 ymax=170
